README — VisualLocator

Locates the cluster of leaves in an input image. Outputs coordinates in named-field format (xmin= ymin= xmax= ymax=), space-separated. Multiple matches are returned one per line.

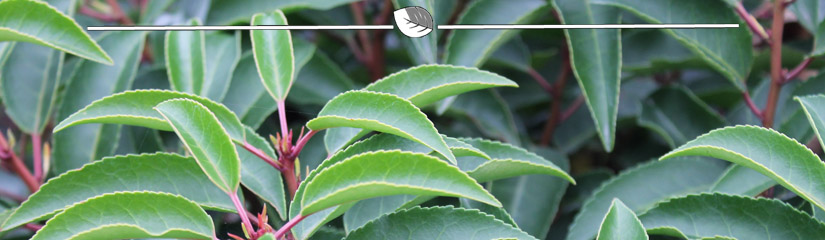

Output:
xmin=1 ymin=0 xmax=825 ymax=239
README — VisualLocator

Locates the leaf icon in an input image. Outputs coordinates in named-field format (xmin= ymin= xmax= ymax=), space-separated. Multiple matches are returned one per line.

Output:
xmin=394 ymin=6 xmax=434 ymax=38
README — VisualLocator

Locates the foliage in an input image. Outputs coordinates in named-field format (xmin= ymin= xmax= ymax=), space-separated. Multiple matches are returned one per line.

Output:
xmin=1 ymin=0 xmax=825 ymax=239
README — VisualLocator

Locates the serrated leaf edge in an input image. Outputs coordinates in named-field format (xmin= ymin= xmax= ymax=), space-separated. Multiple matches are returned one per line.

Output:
xmin=250 ymin=10 xmax=296 ymax=101
xmin=457 ymin=137 xmax=575 ymax=183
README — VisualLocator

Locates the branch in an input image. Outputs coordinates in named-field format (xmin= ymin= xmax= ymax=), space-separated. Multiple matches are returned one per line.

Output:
xmin=241 ymin=143 xmax=283 ymax=171
xmin=274 ymin=214 xmax=310 ymax=239
xmin=734 ymin=2 xmax=770 ymax=42
xmin=742 ymin=91 xmax=763 ymax=120
xmin=0 ymin=133 xmax=39 ymax=193
xmin=539 ymin=46 xmax=571 ymax=146
xmin=229 ymin=193 xmax=256 ymax=239
xmin=762 ymin=0 xmax=786 ymax=128
xmin=560 ymin=95 xmax=585 ymax=122
xmin=527 ymin=68 xmax=554 ymax=95
xmin=782 ymin=57 xmax=815 ymax=84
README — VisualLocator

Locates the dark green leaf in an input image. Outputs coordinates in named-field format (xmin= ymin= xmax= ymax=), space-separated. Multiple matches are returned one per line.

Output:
xmin=638 ymin=87 xmax=726 ymax=148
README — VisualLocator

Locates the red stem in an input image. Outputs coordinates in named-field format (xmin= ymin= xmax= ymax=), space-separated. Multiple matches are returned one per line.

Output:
xmin=277 ymin=100 xmax=289 ymax=140
xmin=762 ymin=0 xmax=786 ymax=128
xmin=229 ymin=192 xmax=256 ymax=239
xmin=560 ymin=95 xmax=585 ymax=122
xmin=782 ymin=57 xmax=814 ymax=84
xmin=241 ymin=143 xmax=283 ymax=171
xmin=539 ymin=46 xmax=571 ymax=146
xmin=0 ymin=188 xmax=26 ymax=202
xmin=742 ymin=91 xmax=763 ymax=120
xmin=281 ymin=157 xmax=300 ymax=200
xmin=32 ymin=134 xmax=42 ymax=183
xmin=527 ymin=68 xmax=554 ymax=95
xmin=24 ymin=223 xmax=42 ymax=232
xmin=734 ymin=2 xmax=770 ymax=42
xmin=106 ymin=0 xmax=134 ymax=25
xmin=274 ymin=214 xmax=310 ymax=239
xmin=0 ymin=134 xmax=39 ymax=193
xmin=288 ymin=130 xmax=317 ymax=159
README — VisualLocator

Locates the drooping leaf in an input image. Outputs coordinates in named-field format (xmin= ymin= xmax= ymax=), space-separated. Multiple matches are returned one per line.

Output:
xmin=591 ymin=0 xmax=753 ymax=88
xmin=709 ymin=165 xmax=774 ymax=196
xmin=457 ymin=138 xmax=574 ymax=183
xmin=444 ymin=0 xmax=545 ymax=67
xmin=307 ymin=90 xmax=455 ymax=164
xmin=567 ymin=157 xmax=726 ymax=240
xmin=54 ymin=89 xmax=245 ymax=143
xmin=239 ymin=127 xmax=287 ymax=220
xmin=52 ymin=31 xmax=146 ymax=174
xmin=202 ymin=31 xmax=241 ymax=101
xmin=207 ymin=0 xmax=359 ymax=25
xmin=31 ymin=192 xmax=215 ymax=240
xmin=1 ymin=153 xmax=233 ymax=231
xmin=299 ymin=150 xmax=500 ymax=215
xmin=638 ymin=87 xmax=726 ymax=148
xmin=0 ymin=0 xmax=112 ymax=64
xmin=251 ymin=10 xmax=295 ymax=101
xmin=639 ymin=193 xmax=825 ymax=239
xmin=155 ymin=99 xmax=241 ymax=194
xmin=345 ymin=206 xmax=537 ymax=240
xmin=661 ymin=125 xmax=825 ymax=210
xmin=552 ymin=0 xmax=621 ymax=152
xmin=165 ymin=19 xmax=206 ymax=95
xmin=597 ymin=199 xmax=648 ymax=240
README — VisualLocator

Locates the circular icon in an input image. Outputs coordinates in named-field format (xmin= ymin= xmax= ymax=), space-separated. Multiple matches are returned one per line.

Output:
xmin=394 ymin=6 xmax=434 ymax=38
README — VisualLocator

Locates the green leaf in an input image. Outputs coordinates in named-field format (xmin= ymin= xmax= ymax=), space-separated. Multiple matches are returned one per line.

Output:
xmin=661 ymin=125 xmax=825 ymax=211
xmin=1 ymin=153 xmax=233 ymax=231
xmin=224 ymin=53 xmax=278 ymax=128
xmin=365 ymin=65 xmax=518 ymax=107
xmin=638 ymin=87 xmax=726 ymax=148
xmin=155 ymin=99 xmax=241 ymax=194
xmin=202 ymin=31 xmax=241 ymax=101
xmin=552 ymin=0 xmax=621 ymax=151
xmin=591 ymin=0 xmax=753 ymax=88
xmin=307 ymin=90 xmax=455 ymax=164
xmin=343 ymin=195 xmax=427 ymax=233
xmin=444 ymin=0 xmax=546 ymax=67
xmin=456 ymin=138 xmax=574 ymax=183
xmin=299 ymin=150 xmax=499 ymax=215
xmin=138 ymin=0 xmax=172 ymax=24
xmin=165 ymin=19 xmax=205 ymax=95
xmin=597 ymin=199 xmax=648 ymax=240
xmin=796 ymin=95 xmax=825 ymax=150
xmin=0 ymin=0 xmax=112 ymax=64
xmin=639 ymin=193 xmax=825 ymax=239
xmin=54 ymin=89 xmax=245 ymax=143
xmin=207 ymin=0 xmax=358 ymax=25
xmin=709 ymin=165 xmax=774 ymax=196
xmin=31 ymin=191 xmax=215 ymax=240
xmin=815 ymin=24 xmax=825 ymax=57
xmin=52 ymin=31 xmax=146 ymax=174
xmin=567 ymin=157 xmax=726 ymax=240
xmin=789 ymin=0 xmax=825 ymax=56
xmin=459 ymin=198 xmax=518 ymax=228
xmin=252 ymin=10 xmax=295 ymax=101
xmin=345 ymin=206 xmax=537 ymax=240
xmin=450 ymin=90 xmax=521 ymax=145
xmin=290 ymin=50 xmax=355 ymax=106
xmin=239 ymin=127 xmax=287 ymax=220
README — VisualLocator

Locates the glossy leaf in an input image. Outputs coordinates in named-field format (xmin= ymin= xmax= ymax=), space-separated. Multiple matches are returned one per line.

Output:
xmin=299 ymin=150 xmax=500 ymax=215
xmin=307 ymin=90 xmax=455 ymax=164
xmin=661 ymin=125 xmax=825 ymax=210
xmin=639 ymin=193 xmax=825 ymax=239
xmin=0 ymin=0 xmax=111 ymax=64
xmin=638 ymin=87 xmax=726 ymax=148
xmin=202 ymin=31 xmax=241 ymax=101
xmin=444 ymin=0 xmax=545 ymax=67
xmin=52 ymin=31 xmax=145 ymax=173
xmin=31 ymin=192 xmax=214 ymax=240
xmin=251 ymin=10 xmax=295 ymax=101
xmin=553 ymin=0 xmax=621 ymax=151
xmin=1 ymin=153 xmax=233 ymax=231
xmin=155 ymin=99 xmax=241 ymax=194
xmin=709 ymin=165 xmax=775 ymax=196
xmin=239 ymin=127 xmax=287 ymax=220
xmin=597 ymin=199 xmax=648 ymax=240
xmin=591 ymin=0 xmax=753 ymax=88
xmin=567 ymin=157 xmax=726 ymax=240
xmin=207 ymin=0 xmax=359 ymax=24
xmin=54 ymin=89 xmax=245 ymax=143
xmin=165 ymin=19 xmax=205 ymax=95
xmin=345 ymin=206 xmax=537 ymax=240
xmin=457 ymin=138 xmax=574 ymax=183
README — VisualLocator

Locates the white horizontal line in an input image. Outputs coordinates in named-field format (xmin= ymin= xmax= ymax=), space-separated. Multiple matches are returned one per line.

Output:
xmin=436 ymin=24 xmax=740 ymax=29
xmin=87 ymin=24 xmax=739 ymax=31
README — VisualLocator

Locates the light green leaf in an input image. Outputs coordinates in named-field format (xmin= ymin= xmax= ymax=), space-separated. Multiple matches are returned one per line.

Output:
xmin=207 ymin=0 xmax=359 ymax=25
xmin=31 ymin=192 xmax=215 ymax=240
xmin=444 ymin=0 xmax=545 ymax=67
xmin=591 ymin=0 xmax=753 ymax=88
xmin=815 ymin=24 xmax=825 ymax=57
xmin=1 ymin=153 xmax=233 ymax=231
xmin=638 ymin=87 xmax=726 ymax=148
xmin=597 ymin=199 xmax=648 ymax=240
xmin=459 ymin=198 xmax=518 ymax=228
xmin=709 ymin=165 xmax=774 ymax=196
xmin=54 ymin=89 xmax=245 ymax=143
xmin=552 ymin=0 xmax=621 ymax=152
xmin=239 ymin=127 xmax=287 ymax=220
xmin=344 ymin=195 xmax=426 ymax=233
xmin=345 ymin=206 xmax=537 ymax=240
xmin=155 ymin=99 xmax=241 ymax=194
xmin=661 ymin=125 xmax=825 ymax=211
xmin=251 ymin=10 xmax=295 ymax=101
xmin=223 ymin=53 xmax=278 ymax=128
xmin=457 ymin=138 xmax=574 ymax=183
xmin=307 ymin=90 xmax=455 ymax=164
xmin=165 ymin=19 xmax=205 ymax=95
xmin=0 ymin=0 xmax=111 ymax=64
xmin=567 ymin=157 xmax=726 ymax=240
xmin=639 ymin=193 xmax=825 ymax=239
xmin=796 ymin=95 xmax=825 ymax=150
xmin=365 ymin=65 xmax=518 ymax=107
xmin=202 ymin=31 xmax=241 ymax=101
xmin=299 ymin=150 xmax=499 ymax=215
xmin=52 ymin=31 xmax=145 ymax=174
